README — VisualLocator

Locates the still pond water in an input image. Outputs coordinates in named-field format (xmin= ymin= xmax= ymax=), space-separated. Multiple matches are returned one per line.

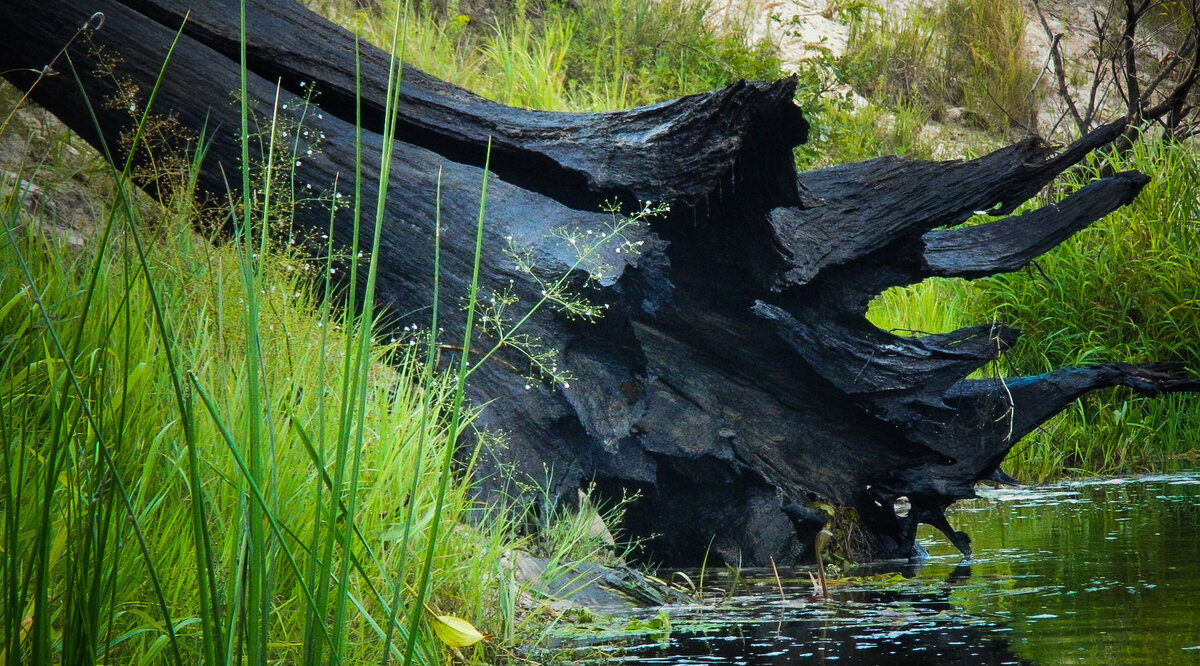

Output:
xmin=556 ymin=472 xmax=1200 ymax=664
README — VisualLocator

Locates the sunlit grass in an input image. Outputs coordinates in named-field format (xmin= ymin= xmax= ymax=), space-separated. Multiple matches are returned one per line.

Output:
xmin=0 ymin=146 xmax=541 ymax=661
xmin=310 ymin=0 xmax=781 ymax=112
xmin=841 ymin=0 xmax=1043 ymax=134
xmin=867 ymin=278 xmax=974 ymax=335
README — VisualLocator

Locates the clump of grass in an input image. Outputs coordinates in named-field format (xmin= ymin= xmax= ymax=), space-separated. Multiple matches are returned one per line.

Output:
xmin=554 ymin=0 xmax=781 ymax=107
xmin=842 ymin=0 xmax=1043 ymax=134
xmin=971 ymin=139 xmax=1200 ymax=479
xmin=322 ymin=0 xmax=781 ymax=111
xmin=812 ymin=102 xmax=939 ymax=163
xmin=866 ymin=277 xmax=974 ymax=335
xmin=843 ymin=4 xmax=943 ymax=109
xmin=529 ymin=480 xmax=638 ymax=566
xmin=0 ymin=125 xmax=528 ymax=663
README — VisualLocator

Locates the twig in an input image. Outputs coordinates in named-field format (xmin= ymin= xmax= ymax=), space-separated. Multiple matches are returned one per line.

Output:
xmin=1033 ymin=0 xmax=1088 ymax=134
xmin=769 ymin=556 xmax=785 ymax=603
xmin=0 ymin=12 xmax=105 ymax=137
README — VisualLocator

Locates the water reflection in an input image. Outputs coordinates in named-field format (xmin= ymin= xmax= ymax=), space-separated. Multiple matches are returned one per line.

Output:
xmin=552 ymin=472 xmax=1200 ymax=664
xmin=621 ymin=564 xmax=1030 ymax=665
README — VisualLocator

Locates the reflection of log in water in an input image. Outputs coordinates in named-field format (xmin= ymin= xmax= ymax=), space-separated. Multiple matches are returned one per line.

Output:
xmin=4 ymin=0 xmax=1199 ymax=567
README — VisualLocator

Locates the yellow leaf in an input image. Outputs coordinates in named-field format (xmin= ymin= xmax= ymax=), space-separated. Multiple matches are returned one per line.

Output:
xmin=429 ymin=613 xmax=484 ymax=648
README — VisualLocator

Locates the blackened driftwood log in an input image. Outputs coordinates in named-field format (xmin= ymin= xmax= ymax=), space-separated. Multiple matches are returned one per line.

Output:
xmin=4 ymin=0 xmax=1197 ymax=566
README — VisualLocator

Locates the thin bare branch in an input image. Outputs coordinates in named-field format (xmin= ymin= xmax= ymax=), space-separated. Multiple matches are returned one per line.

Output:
xmin=1034 ymin=0 xmax=1087 ymax=133
xmin=1121 ymin=0 xmax=1146 ymax=120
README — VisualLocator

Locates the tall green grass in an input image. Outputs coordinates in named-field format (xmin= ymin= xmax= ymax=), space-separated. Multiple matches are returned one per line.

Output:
xmin=810 ymin=102 xmax=940 ymax=164
xmin=841 ymin=0 xmax=1043 ymax=134
xmin=0 ymin=122 xmax=525 ymax=665
xmin=314 ymin=0 xmax=781 ymax=111
xmin=0 ymin=2 xmax=626 ymax=662
xmin=972 ymin=140 xmax=1200 ymax=480
xmin=866 ymin=277 xmax=974 ymax=336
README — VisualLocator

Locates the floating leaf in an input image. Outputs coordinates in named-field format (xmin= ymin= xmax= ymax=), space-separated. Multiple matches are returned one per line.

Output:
xmin=623 ymin=609 xmax=671 ymax=633
xmin=429 ymin=613 xmax=484 ymax=648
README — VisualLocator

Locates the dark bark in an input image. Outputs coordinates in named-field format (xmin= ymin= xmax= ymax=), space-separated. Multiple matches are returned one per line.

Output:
xmin=3 ymin=0 xmax=1196 ymax=567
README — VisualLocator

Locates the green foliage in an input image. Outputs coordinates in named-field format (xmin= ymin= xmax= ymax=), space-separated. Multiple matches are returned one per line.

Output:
xmin=529 ymin=480 xmax=638 ymax=566
xmin=0 ymin=171 xmax=510 ymax=663
xmin=844 ymin=5 xmax=942 ymax=108
xmin=867 ymin=277 xmax=974 ymax=335
xmin=330 ymin=0 xmax=781 ymax=111
xmin=971 ymin=140 xmax=1200 ymax=479
xmin=841 ymin=0 xmax=1043 ymax=134
xmin=0 ymin=0 xmax=667 ymax=660
xmin=553 ymin=0 xmax=780 ymax=107
xmin=621 ymin=608 xmax=671 ymax=637
xmin=813 ymin=102 xmax=939 ymax=163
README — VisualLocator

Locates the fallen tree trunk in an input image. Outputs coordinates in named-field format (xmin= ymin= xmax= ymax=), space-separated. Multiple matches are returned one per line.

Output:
xmin=4 ymin=0 xmax=1196 ymax=566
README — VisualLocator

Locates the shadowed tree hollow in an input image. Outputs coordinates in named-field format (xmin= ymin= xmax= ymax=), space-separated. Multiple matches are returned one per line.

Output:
xmin=4 ymin=0 xmax=1197 ymax=566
